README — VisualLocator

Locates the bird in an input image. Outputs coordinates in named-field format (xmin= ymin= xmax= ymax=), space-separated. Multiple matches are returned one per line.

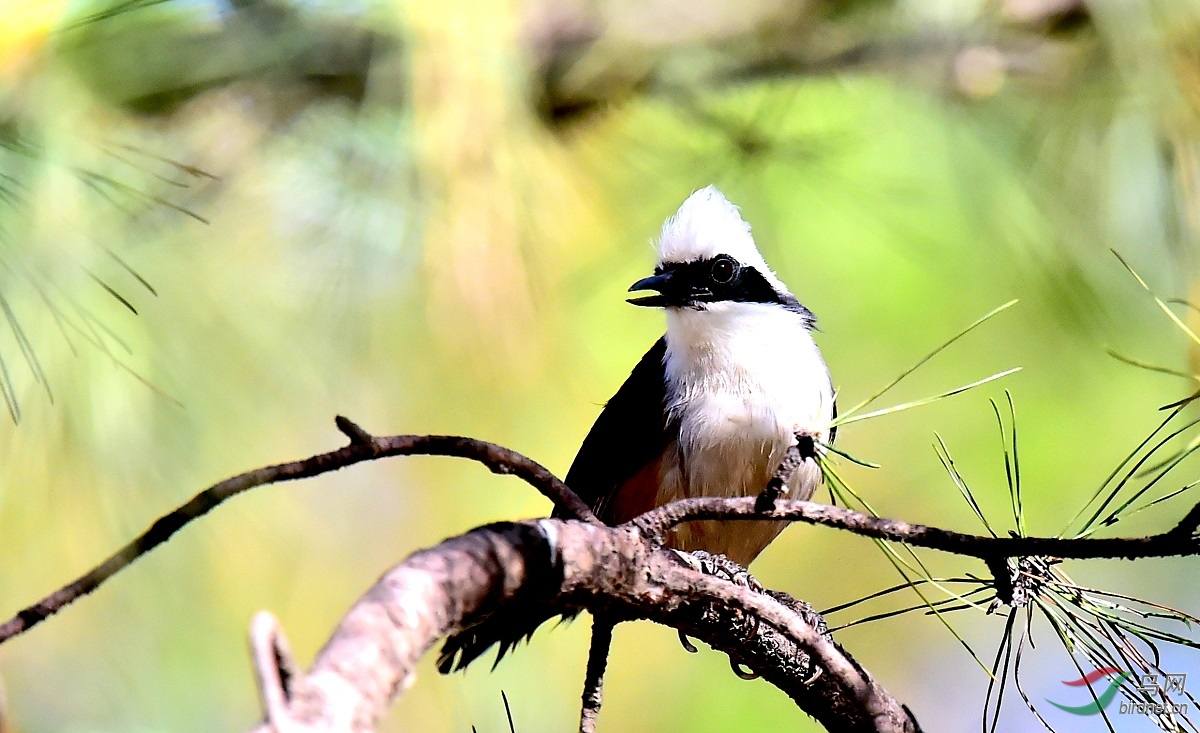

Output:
xmin=437 ymin=185 xmax=836 ymax=673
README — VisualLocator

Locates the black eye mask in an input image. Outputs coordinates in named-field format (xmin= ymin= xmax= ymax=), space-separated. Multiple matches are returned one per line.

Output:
xmin=628 ymin=256 xmax=812 ymax=322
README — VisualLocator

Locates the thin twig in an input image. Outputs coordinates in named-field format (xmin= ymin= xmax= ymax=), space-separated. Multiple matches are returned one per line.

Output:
xmin=754 ymin=431 xmax=816 ymax=512
xmin=1170 ymin=500 xmax=1200 ymax=537
xmin=633 ymin=497 xmax=1200 ymax=562
xmin=334 ymin=415 xmax=373 ymax=445
xmin=0 ymin=417 xmax=598 ymax=645
xmin=579 ymin=615 xmax=616 ymax=733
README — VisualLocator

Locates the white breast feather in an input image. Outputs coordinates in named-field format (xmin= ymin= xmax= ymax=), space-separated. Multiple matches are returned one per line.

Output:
xmin=659 ymin=301 xmax=834 ymax=565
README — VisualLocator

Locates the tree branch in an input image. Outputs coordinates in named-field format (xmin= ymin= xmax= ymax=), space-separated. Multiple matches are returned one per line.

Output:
xmin=247 ymin=519 xmax=919 ymax=733
xmin=578 ymin=615 xmax=615 ymax=733
xmin=7 ymin=421 xmax=1197 ymax=730
xmin=1170 ymin=499 xmax=1200 ymax=537
xmin=634 ymin=496 xmax=1200 ymax=562
xmin=0 ymin=417 xmax=597 ymax=645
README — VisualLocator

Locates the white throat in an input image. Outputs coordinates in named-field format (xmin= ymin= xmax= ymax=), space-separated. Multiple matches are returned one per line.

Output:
xmin=663 ymin=302 xmax=831 ymax=431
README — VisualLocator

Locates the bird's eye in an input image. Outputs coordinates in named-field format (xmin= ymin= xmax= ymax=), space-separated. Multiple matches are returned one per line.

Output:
xmin=710 ymin=256 xmax=737 ymax=284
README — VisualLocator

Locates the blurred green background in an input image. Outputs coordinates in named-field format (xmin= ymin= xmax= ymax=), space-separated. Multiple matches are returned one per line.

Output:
xmin=1 ymin=0 xmax=1199 ymax=731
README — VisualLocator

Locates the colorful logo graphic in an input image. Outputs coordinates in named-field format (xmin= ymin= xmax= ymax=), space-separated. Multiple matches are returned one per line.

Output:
xmin=1045 ymin=667 xmax=1131 ymax=715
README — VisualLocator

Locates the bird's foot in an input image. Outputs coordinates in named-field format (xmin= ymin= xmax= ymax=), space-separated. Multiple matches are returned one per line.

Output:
xmin=674 ymin=550 xmax=765 ymax=593
xmin=674 ymin=550 xmax=830 ymax=684
xmin=673 ymin=550 xmax=763 ymax=671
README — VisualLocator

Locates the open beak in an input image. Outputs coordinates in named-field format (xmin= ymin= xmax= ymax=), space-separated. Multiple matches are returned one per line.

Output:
xmin=627 ymin=272 xmax=674 ymax=307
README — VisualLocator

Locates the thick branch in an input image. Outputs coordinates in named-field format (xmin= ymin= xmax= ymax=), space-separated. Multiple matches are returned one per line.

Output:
xmin=249 ymin=520 xmax=917 ymax=733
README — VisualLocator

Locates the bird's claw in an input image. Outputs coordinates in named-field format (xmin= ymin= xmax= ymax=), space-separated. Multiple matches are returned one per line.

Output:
xmin=730 ymin=658 xmax=759 ymax=680
xmin=673 ymin=550 xmax=764 ymax=648
xmin=678 ymin=630 xmax=698 ymax=653
xmin=674 ymin=550 xmax=830 ymax=685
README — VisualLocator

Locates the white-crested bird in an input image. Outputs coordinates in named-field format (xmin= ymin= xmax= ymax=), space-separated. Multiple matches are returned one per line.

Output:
xmin=439 ymin=185 xmax=836 ymax=672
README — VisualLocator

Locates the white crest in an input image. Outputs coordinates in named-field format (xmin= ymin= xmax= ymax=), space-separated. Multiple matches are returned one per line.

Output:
xmin=656 ymin=186 xmax=789 ymax=295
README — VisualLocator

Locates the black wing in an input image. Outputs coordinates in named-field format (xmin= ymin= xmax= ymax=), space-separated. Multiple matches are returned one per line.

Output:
xmin=560 ymin=337 xmax=670 ymax=521
xmin=438 ymin=338 xmax=670 ymax=673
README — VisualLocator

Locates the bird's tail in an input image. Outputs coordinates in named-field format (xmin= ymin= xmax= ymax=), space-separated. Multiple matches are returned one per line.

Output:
xmin=437 ymin=605 xmax=578 ymax=673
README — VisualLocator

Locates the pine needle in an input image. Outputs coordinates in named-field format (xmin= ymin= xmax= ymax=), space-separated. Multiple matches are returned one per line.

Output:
xmin=1105 ymin=348 xmax=1196 ymax=380
xmin=1062 ymin=401 xmax=1189 ymax=534
xmin=934 ymin=432 xmax=998 ymax=537
xmin=835 ymin=367 xmax=1022 ymax=427
xmin=835 ymin=299 xmax=1019 ymax=422
xmin=1113 ymin=250 xmax=1200 ymax=350
xmin=1005 ymin=392 xmax=1025 ymax=536
xmin=816 ymin=438 xmax=880 ymax=468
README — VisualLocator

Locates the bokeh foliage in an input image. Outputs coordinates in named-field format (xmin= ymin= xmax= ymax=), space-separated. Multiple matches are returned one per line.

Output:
xmin=1 ymin=0 xmax=1200 ymax=731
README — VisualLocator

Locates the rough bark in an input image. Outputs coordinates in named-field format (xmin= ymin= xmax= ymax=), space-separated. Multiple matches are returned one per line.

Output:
xmin=248 ymin=520 xmax=919 ymax=733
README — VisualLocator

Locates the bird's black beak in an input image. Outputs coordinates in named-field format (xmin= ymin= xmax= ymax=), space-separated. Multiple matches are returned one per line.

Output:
xmin=627 ymin=272 xmax=674 ymax=307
